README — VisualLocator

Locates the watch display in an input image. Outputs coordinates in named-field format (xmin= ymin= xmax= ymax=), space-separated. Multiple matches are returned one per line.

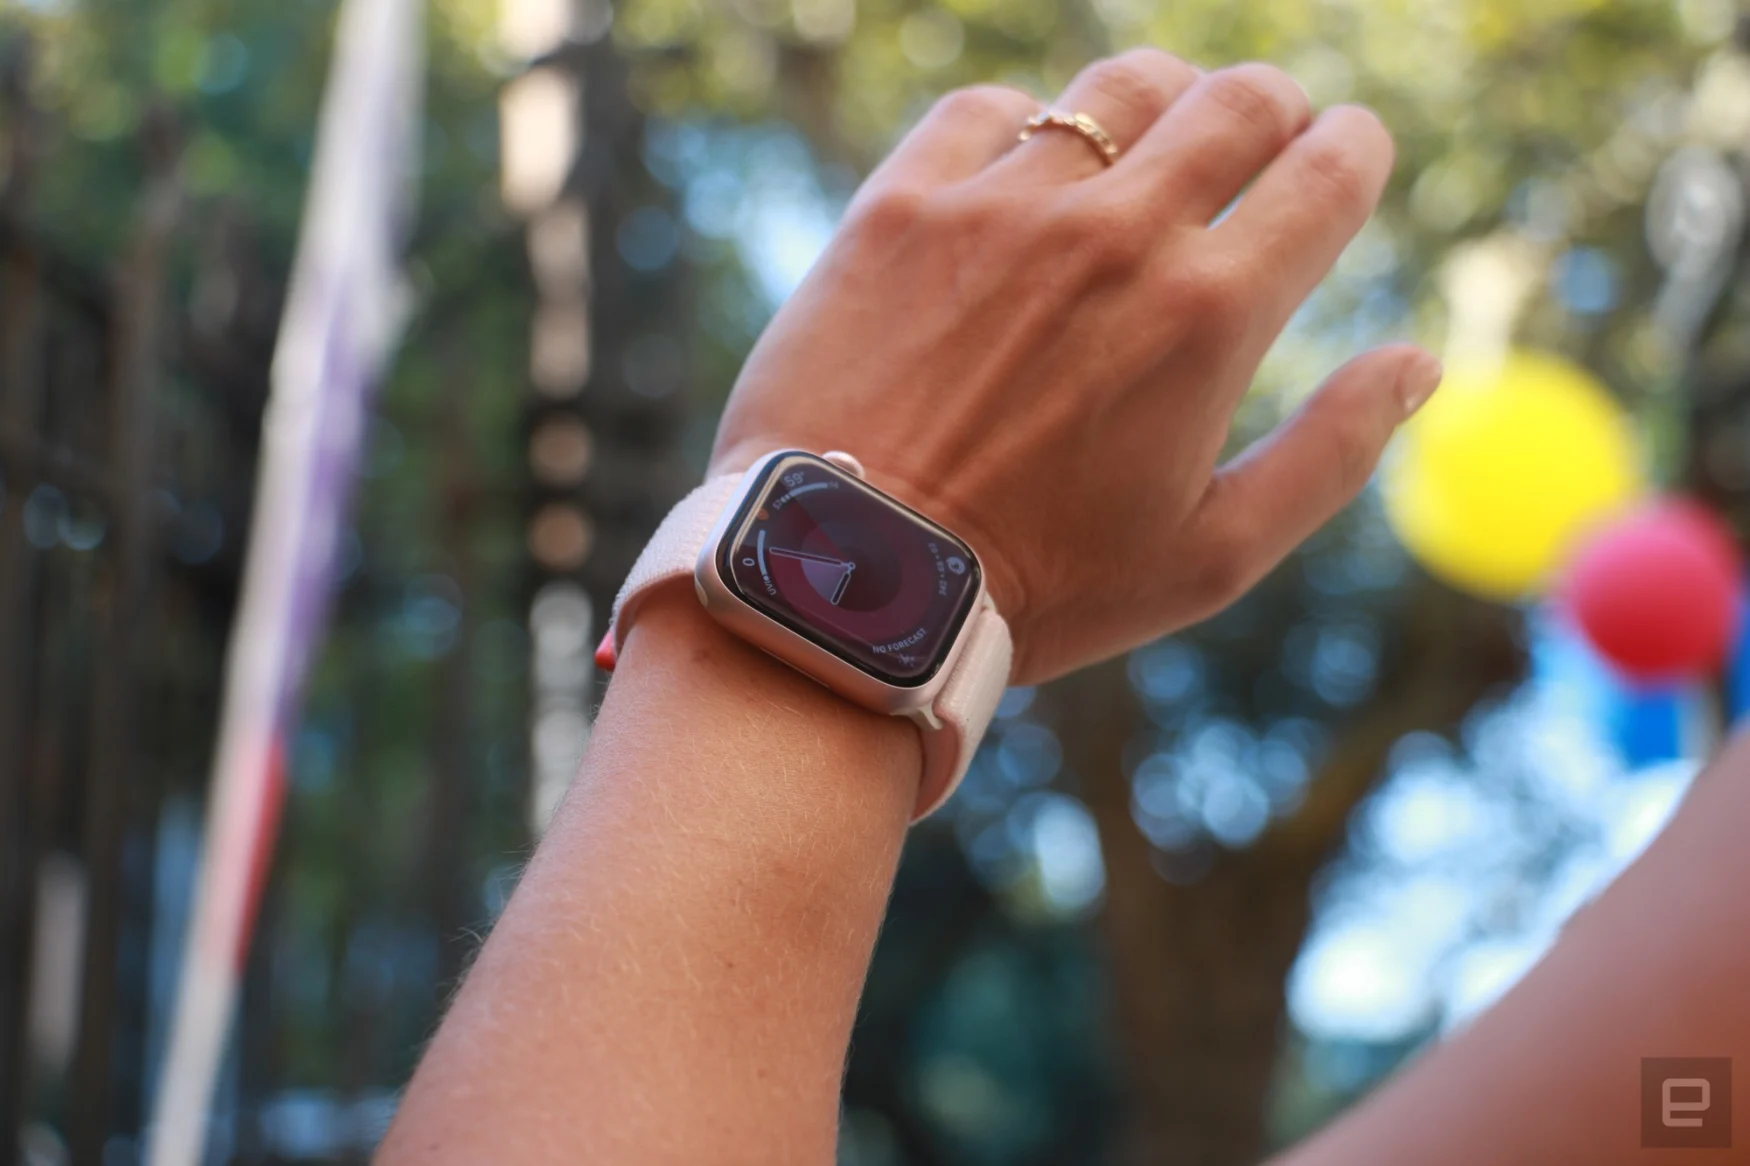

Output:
xmin=716 ymin=453 xmax=982 ymax=686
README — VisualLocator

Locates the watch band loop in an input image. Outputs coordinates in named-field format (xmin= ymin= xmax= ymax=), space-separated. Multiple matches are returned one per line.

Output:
xmin=606 ymin=473 xmax=746 ymax=664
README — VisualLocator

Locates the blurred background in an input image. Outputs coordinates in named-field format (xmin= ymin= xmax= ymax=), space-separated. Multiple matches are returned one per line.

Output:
xmin=4 ymin=0 xmax=1750 ymax=1162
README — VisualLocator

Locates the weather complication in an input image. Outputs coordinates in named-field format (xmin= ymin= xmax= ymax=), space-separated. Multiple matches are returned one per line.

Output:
xmin=717 ymin=453 xmax=981 ymax=685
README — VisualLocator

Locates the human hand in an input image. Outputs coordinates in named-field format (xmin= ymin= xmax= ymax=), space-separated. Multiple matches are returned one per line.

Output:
xmin=711 ymin=49 xmax=1442 ymax=684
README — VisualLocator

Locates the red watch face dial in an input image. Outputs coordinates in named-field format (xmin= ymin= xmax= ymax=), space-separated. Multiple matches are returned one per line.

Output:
xmin=717 ymin=454 xmax=981 ymax=686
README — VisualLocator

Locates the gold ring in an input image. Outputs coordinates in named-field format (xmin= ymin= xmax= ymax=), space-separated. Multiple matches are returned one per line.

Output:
xmin=1018 ymin=108 xmax=1120 ymax=167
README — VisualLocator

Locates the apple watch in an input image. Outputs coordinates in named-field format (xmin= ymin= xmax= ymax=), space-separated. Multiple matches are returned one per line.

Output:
xmin=599 ymin=449 xmax=1013 ymax=820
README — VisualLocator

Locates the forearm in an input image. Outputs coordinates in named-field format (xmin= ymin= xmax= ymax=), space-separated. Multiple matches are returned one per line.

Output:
xmin=1276 ymin=730 xmax=1750 ymax=1165
xmin=379 ymin=588 xmax=919 ymax=1165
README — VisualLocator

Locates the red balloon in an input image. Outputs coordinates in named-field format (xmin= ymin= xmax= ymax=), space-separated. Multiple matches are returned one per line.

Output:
xmin=1560 ymin=499 xmax=1745 ymax=682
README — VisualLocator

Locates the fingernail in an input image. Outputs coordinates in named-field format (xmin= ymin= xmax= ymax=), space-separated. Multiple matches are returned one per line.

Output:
xmin=1399 ymin=353 xmax=1443 ymax=418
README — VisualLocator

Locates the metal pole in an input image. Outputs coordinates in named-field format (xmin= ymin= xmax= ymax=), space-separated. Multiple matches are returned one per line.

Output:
xmin=0 ymin=38 xmax=46 ymax=1160
xmin=68 ymin=106 xmax=181 ymax=1166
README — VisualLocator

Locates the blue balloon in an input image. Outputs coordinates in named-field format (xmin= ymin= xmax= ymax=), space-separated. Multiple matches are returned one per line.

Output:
xmin=1730 ymin=589 xmax=1750 ymax=727
xmin=1531 ymin=609 xmax=1688 ymax=768
xmin=1613 ymin=686 xmax=1686 ymax=769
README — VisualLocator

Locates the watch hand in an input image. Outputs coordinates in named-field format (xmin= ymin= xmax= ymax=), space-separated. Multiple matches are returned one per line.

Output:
xmin=767 ymin=547 xmax=852 ymax=569
xmin=768 ymin=546 xmax=856 ymax=606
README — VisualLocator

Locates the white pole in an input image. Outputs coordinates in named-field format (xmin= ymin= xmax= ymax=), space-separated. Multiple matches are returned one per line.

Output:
xmin=145 ymin=0 xmax=422 ymax=1160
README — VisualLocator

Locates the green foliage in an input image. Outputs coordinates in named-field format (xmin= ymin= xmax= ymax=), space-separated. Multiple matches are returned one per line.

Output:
xmin=15 ymin=0 xmax=1738 ymax=1151
xmin=618 ymin=0 xmax=1723 ymax=425
xmin=602 ymin=0 xmax=1738 ymax=1156
xmin=9 ymin=0 xmax=534 ymax=1106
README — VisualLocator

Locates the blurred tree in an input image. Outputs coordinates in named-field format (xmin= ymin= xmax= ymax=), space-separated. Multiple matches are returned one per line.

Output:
xmin=2 ymin=0 xmax=538 ymax=1155
xmin=611 ymin=0 xmax=1732 ymax=1159
xmin=7 ymin=0 xmax=1746 ymax=1159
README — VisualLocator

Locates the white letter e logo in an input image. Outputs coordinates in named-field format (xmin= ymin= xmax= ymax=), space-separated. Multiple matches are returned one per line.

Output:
xmin=1664 ymin=1077 xmax=1711 ymax=1128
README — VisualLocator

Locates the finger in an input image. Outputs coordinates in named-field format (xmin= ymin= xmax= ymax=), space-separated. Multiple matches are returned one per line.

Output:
xmin=1125 ymin=62 xmax=1311 ymax=223
xmin=996 ymin=48 xmax=1200 ymax=183
xmin=1181 ymin=344 xmax=1442 ymax=607
xmin=865 ymin=84 xmax=1042 ymax=190
xmin=1212 ymin=105 xmax=1394 ymax=327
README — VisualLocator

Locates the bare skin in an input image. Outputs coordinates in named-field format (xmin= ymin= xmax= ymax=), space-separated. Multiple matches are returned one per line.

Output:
xmin=381 ymin=48 xmax=1439 ymax=1164
xmin=380 ymin=590 xmax=917 ymax=1163
xmin=1273 ymin=728 xmax=1750 ymax=1166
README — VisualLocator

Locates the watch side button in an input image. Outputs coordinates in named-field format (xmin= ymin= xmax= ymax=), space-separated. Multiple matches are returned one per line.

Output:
xmin=822 ymin=450 xmax=865 ymax=479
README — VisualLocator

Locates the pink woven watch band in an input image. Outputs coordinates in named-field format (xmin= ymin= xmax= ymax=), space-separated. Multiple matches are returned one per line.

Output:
xmin=913 ymin=601 xmax=1011 ymax=818
xmin=607 ymin=474 xmax=746 ymax=659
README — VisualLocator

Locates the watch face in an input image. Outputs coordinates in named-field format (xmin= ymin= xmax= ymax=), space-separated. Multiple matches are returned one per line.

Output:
xmin=717 ymin=453 xmax=982 ymax=687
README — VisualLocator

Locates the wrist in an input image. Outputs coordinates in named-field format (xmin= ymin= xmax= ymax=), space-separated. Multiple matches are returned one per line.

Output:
xmin=609 ymin=583 xmax=924 ymax=826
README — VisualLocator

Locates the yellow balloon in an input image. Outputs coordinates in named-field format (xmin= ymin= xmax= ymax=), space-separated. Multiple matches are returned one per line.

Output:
xmin=1382 ymin=348 xmax=1645 ymax=600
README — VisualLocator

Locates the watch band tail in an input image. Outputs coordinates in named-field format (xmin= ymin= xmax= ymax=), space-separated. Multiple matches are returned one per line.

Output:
xmin=912 ymin=600 xmax=1012 ymax=819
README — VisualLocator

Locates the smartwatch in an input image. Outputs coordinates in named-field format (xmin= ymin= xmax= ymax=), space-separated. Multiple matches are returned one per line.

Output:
xmin=599 ymin=449 xmax=1013 ymax=820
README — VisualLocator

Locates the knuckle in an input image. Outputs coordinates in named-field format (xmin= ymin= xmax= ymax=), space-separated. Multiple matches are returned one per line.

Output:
xmin=1188 ymin=516 xmax=1257 ymax=609
xmin=1201 ymin=64 xmax=1306 ymax=139
xmin=934 ymin=83 xmax=1034 ymax=126
xmin=1161 ymin=253 xmax=1249 ymax=336
xmin=1299 ymin=135 xmax=1374 ymax=209
xmin=1079 ymin=49 xmax=1179 ymax=124
xmin=1320 ymin=398 xmax=1386 ymax=494
xmin=1329 ymin=103 xmax=1392 ymax=156
xmin=1120 ymin=45 xmax=1193 ymax=80
xmin=1301 ymin=109 xmax=1393 ymax=209
xmin=844 ymin=183 xmax=931 ymax=247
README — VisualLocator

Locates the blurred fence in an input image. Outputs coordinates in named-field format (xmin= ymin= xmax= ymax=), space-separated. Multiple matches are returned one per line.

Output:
xmin=0 ymin=17 xmax=701 ymax=1160
xmin=0 ymin=37 xmax=278 ymax=1164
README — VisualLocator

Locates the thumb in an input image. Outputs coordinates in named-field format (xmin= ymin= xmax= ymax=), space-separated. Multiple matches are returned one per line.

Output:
xmin=1185 ymin=343 xmax=1441 ymax=604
